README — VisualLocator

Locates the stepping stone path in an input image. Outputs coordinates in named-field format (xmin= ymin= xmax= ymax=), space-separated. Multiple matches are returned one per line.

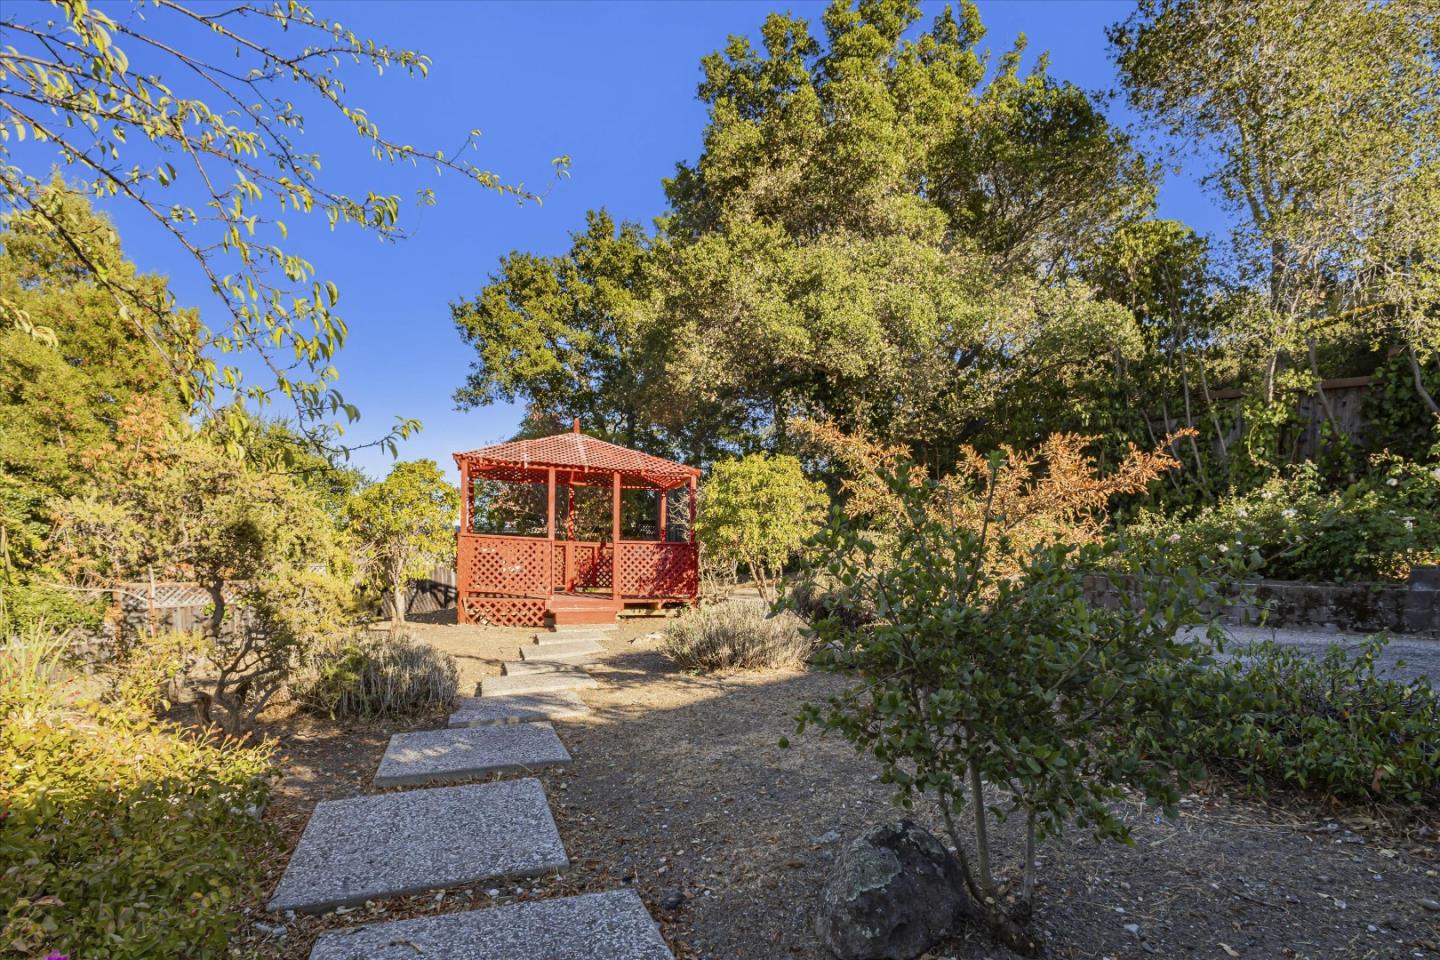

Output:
xmin=519 ymin=638 xmax=604 ymax=662
xmin=268 ymin=778 xmax=568 ymax=913
xmin=373 ymin=722 xmax=571 ymax=787
xmin=482 ymin=666 xmax=598 ymax=697
xmin=309 ymin=889 xmax=674 ymax=960
xmin=268 ymin=621 xmax=674 ymax=959
xmin=449 ymin=690 xmax=590 ymax=727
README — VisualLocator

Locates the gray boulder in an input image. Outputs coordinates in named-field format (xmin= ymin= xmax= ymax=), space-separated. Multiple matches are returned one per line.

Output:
xmin=815 ymin=820 xmax=972 ymax=960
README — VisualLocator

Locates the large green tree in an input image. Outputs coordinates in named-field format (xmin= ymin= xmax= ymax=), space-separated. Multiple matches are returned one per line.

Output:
xmin=0 ymin=181 xmax=193 ymax=573
xmin=454 ymin=0 xmax=1155 ymax=467
xmin=1111 ymin=0 xmax=1440 ymax=430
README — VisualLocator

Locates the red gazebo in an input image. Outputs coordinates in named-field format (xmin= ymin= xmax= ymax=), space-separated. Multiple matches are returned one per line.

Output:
xmin=453 ymin=425 xmax=700 ymax=627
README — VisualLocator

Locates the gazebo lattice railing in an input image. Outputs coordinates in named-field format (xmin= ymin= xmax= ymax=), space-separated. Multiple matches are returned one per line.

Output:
xmin=453 ymin=424 xmax=700 ymax=627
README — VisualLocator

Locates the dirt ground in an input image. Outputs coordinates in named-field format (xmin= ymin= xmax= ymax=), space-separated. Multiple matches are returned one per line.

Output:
xmin=237 ymin=615 xmax=1440 ymax=960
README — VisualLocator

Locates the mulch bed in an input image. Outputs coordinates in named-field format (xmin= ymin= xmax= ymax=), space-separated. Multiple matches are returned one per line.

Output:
xmin=231 ymin=618 xmax=1440 ymax=960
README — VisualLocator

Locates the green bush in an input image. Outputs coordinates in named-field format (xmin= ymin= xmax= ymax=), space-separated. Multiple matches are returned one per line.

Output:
xmin=1 ymin=645 xmax=275 ymax=960
xmin=0 ymin=580 xmax=104 ymax=637
xmin=661 ymin=602 xmax=811 ymax=671
xmin=1125 ymin=455 xmax=1440 ymax=582
xmin=1161 ymin=638 xmax=1439 ymax=805
xmin=291 ymin=630 xmax=459 ymax=719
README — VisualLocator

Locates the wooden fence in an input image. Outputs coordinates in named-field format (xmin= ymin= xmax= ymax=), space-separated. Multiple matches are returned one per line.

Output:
xmin=114 ymin=563 xmax=469 ymax=632
xmin=114 ymin=581 xmax=241 ymax=637
xmin=383 ymin=565 xmax=458 ymax=619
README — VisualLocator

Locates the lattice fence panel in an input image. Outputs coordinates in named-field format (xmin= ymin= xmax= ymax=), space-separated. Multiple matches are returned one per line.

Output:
xmin=462 ymin=595 xmax=547 ymax=627
xmin=571 ymin=542 xmax=613 ymax=592
xmin=459 ymin=534 xmax=549 ymax=598
xmin=619 ymin=542 xmax=697 ymax=598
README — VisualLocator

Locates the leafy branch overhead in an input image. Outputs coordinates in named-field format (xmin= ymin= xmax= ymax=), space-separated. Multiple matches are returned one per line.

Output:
xmin=0 ymin=0 xmax=570 ymax=454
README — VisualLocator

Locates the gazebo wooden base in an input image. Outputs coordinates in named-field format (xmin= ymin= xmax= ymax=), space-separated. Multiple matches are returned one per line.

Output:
xmin=460 ymin=592 xmax=668 ymax=628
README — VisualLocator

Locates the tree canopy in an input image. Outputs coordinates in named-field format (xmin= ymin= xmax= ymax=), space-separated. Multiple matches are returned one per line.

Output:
xmin=1 ymin=0 xmax=566 ymax=453
xmin=454 ymin=0 xmax=1154 ymax=469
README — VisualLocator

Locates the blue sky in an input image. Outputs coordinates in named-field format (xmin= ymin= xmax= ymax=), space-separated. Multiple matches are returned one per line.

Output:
xmin=12 ymin=0 xmax=1227 ymax=480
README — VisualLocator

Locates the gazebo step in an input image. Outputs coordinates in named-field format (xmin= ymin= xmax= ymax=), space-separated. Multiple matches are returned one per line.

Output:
xmin=374 ymin=723 xmax=571 ymax=787
xmin=481 ymin=670 xmax=598 ymax=698
xmin=308 ymin=889 xmax=674 ymax=960
xmin=520 ymin=639 xmax=603 ymax=661
xmin=449 ymin=692 xmax=591 ymax=728
xmin=546 ymin=594 xmax=622 ymax=627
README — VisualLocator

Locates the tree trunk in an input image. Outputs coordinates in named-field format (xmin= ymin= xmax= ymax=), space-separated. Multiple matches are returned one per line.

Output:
xmin=967 ymin=758 xmax=994 ymax=902
xmin=392 ymin=577 xmax=406 ymax=626
xmin=1408 ymin=346 xmax=1440 ymax=416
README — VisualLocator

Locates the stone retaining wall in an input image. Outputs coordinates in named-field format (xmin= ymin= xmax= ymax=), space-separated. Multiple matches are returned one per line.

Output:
xmin=1083 ymin=565 xmax=1439 ymax=637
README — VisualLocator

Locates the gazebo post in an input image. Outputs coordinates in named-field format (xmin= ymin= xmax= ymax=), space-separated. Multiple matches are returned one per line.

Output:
xmin=546 ymin=466 xmax=556 ymax=595
xmin=687 ymin=475 xmax=697 ymax=542
xmin=565 ymin=474 xmax=575 ymax=591
xmin=688 ymin=475 xmax=698 ymax=602
xmin=459 ymin=459 xmax=471 ymax=533
xmin=658 ymin=485 xmax=668 ymax=542
xmin=457 ymin=459 xmax=471 ymax=624
xmin=611 ymin=470 xmax=621 ymax=603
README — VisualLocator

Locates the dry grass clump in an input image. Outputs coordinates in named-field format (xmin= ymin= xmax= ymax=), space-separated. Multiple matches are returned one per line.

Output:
xmin=291 ymin=630 xmax=459 ymax=719
xmin=662 ymin=602 xmax=812 ymax=672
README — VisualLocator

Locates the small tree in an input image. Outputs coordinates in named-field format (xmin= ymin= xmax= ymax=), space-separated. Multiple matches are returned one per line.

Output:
xmin=697 ymin=453 xmax=827 ymax=601
xmin=347 ymin=460 xmax=459 ymax=625
xmin=787 ymin=457 xmax=1245 ymax=953
xmin=53 ymin=405 xmax=348 ymax=734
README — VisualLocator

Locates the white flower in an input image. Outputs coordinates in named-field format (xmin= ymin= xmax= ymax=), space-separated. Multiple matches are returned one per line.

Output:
xmin=1387 ymin=477 xmax=1399 ymax=487
xmin=1234 ymin=507 xmax=1248 ymax=518
xmin=1281 ymin=508 xmax=1296 ymax=519
xmin=1432 ymin=467 xmax=1440 ymax=481
xmin=1218 ymin=543 xmax=1229 ymax=553
xmin=1168 ymin=533 xmax=1182 ymax=543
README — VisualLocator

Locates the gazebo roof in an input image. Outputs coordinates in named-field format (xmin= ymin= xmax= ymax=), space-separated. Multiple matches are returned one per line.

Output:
xmin=454 ymin=430 xmax=699 ymax=490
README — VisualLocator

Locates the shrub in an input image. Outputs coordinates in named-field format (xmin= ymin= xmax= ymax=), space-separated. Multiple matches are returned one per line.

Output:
xmin=1125 ymin=455 xmax=1440 ymax=582
xmin=346 ymin=459 xmax=459 ymax=625
xmin=662 ymin=603 xmax=812 ymax=671
xmin=291 ymin=630 xmax=459 ymax=719
xmin=788 ymin=458 xmax=1245 ymax=952
xmin=107 ymin=630 xmax=205 ymax=714
xmin=697 ymin=454 xmax=828 ymax=601
xmin=1160 ymin=637 xmax=1439 ymax=805
xmin=0 ymin=580 xmax=104 ymax=637
xmin=1 ymin=640 xmax=275 ymax=960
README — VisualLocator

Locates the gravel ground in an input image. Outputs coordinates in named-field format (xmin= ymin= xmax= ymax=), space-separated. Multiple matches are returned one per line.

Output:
xmin=1181 ymin=624 xmax=1440 ymax=683
xmin=237 ymin=616 xmax=1440 ymax=960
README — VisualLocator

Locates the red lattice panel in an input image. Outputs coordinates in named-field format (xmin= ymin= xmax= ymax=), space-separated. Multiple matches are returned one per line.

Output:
xmin=571 ymin=542 xmax=612 ymax=592
xmin=459 ymin=534 xmax=549 ymax=598
xmin=618 ymin=542 xmax=698 ymax=598
xmin=462 ymin=595 xmax=547 ymax=627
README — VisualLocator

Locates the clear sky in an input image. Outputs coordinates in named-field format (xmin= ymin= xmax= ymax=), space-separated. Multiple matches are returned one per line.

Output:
xmin=17 ymin=1 xmax=1228 ymax=480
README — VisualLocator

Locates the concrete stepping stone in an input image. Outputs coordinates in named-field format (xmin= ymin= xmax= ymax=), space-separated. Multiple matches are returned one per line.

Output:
xmin=503 ymin=659 xmax=594 ymax=677
xmin=546 ymin=622 xmax=616 ymax=634
xmin=521 ymin=638 xmax=604 ymax=660
xmin=481 ymin=668 xmax=598 ymax=698
xmin=534 ymin=630 xmax=610 ymax=648
xmin=449 ymin=691 xmax=590 ymax=728
xmin=374 ymin=723 xmax=571 ymax=787
xmin=309 ymin=889 xmax=673 ymax=960
xmin=267 ymin=779 xmax=567 ymax=914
